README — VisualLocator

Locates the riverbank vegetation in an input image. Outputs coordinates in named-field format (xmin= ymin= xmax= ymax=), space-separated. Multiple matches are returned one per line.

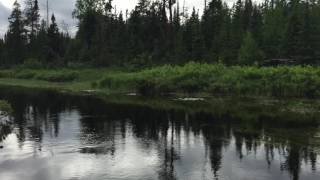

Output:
xmin=0 ymin=63 xmax=319 ymax=98
xmin=99 ymin=63 xmax=320 ymax=97
xmin=0 ymin=0 xmax=320 ymax=98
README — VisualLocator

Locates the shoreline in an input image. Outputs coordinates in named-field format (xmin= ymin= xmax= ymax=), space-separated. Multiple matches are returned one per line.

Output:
xmin=0 ymin=63 xmax=320 ymax=99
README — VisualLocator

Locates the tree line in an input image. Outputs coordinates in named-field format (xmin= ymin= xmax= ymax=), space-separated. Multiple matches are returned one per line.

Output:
xmin=0 ymin=0 xmax=69 ymax=67
xmin=1 ymin=0 xmax=320 ymax=67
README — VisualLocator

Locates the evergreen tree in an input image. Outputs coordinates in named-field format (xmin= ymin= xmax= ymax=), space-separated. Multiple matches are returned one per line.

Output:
xmin=24 ymin=0 xmax=40 ymax=40
xmin=283 ymin=0 xmax=305 ymax=59
xmin=201 ymin=0 xmax=224 ymax=50
xmin=183 ymin=8 xmax=204 ymax=61
xmin=230 ymin=0 xmax=245 ymax=60
xmin=5 ymin=0 xmax=26 ymax=65
xmin=217 ymin=4 xmax=233 ymax=64
xmin=47 ymin=14 xmax=60 ymax=61
xmin=262 ymin=0 xmax=287 ymax=58
xmin=35 ymin=19 xmax=48 ymax=62
xmin=0 ymin=38 xmax=4 ymax=64
xmin=73 ymin=0 xmax=105 ymax=51
xmin=238 ymin=32 xmax=264 ymax=65
xmin=2 ymin=0 xmax=320 ymax=67
xmin=309 ymin=0 xmax=320 ymax=63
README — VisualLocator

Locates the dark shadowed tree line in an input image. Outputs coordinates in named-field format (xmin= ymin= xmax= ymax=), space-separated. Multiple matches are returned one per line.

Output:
xmin=1 ymin=0 xmax=320 ymax=67
xmin=0 ymin=0 xmax=70 ymax=67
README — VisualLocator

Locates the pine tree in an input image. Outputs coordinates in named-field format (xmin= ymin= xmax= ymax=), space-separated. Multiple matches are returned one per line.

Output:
xmin=217 ymin=4 xmax=233 ymax=64
xmin=24 ymin=0 xmax=40 ymax=40
xmin=183 ymin=8 xmax=204 ymax=61
xmin=201 ymin=0 xmax=224 ymax=50
xmin=35 ymin=19 xmax=48 ymax=62
xmin=283 ymin=0 xmax=305 ymax=59
xmin=243 ymin=0 xmax=253 ymax=30
xmin=5 ymin=0 xmax=26 ymax=65
xmin=230 ymin=0 xmax=245 ymax=59
xmin=309 ymin=0 xmax=320 ymax=63
xmin=47 ymin=14 xmax=60 ymax=61
xmin=0 ymin=39 xmax=4 ymax=64
xmin=262 ymin=0 xmax=287 ymax=58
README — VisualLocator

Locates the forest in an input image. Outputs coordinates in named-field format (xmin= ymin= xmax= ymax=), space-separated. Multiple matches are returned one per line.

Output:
xmin=0 ymin=0 xmax=320 ymax=67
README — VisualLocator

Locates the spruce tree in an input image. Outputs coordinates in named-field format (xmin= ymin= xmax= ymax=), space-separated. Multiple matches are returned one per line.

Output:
xmin=24 ymin=0 xmax=40 ymax=40
xmin=35 ymin=19 xmax=48 ymax=62
xmin=262 ymin=0 xmax=287 ymax=58
xmin=283 ymin=0 xmax=304 ymax=59
xmin=47 ymin=14 xmax=60 ymax=61
xmin=5 ymin=0 xmax=26 ymax=65
xmin=183 ymin=8 xmax=204 ymax=61
xmin=0 ymin=39 xmax=4 ymax=64
xmin=230 ymin=0 xmax=245 ymax=60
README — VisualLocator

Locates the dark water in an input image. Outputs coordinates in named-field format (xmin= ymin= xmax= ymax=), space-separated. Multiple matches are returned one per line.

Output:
xmin=0 ymin=87 xmax=320 ymax=180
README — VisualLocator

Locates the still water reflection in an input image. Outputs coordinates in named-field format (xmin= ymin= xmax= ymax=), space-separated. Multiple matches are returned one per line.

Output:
xmin=0 ymin=87 xmax=320 ymax=180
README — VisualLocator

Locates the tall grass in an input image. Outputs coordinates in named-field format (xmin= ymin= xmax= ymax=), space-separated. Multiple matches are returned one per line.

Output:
xmin=99 ymin=62 xmax=320 ymax=97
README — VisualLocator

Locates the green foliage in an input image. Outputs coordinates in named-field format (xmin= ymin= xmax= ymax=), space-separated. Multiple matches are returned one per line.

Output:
xmin=238 ymin=32 xmax=264 ymax=65
xmin=99 ymin=63 xmax=320 ymax=97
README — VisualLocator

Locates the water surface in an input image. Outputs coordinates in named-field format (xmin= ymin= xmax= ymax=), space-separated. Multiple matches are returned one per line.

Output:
xmin=0 ymin=87 xmax=320 ymax=180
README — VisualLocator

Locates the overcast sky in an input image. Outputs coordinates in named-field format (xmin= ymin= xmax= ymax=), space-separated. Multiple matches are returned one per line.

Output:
xmin=0 ymin=0 xmax=232 ymax=37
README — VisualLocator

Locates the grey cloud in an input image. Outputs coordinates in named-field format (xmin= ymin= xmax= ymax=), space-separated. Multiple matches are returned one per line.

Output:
xmin=39 ymin=0 xmax=77 ymax=34
xmin=0 ymin=0 xmax=240 ymax=37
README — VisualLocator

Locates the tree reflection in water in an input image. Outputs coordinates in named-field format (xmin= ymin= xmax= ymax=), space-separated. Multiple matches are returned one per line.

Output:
xmin=0 ymin=86 xmax=319 ymax=180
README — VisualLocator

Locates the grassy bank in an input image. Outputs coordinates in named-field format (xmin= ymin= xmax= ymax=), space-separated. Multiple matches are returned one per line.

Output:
xmin=0 ymin=68 xmax=121 ymax=94
xmin=0 ymin=63 xmax=320 ymax=98
xmin=99 ymin=63 xmax=320 ymax=97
